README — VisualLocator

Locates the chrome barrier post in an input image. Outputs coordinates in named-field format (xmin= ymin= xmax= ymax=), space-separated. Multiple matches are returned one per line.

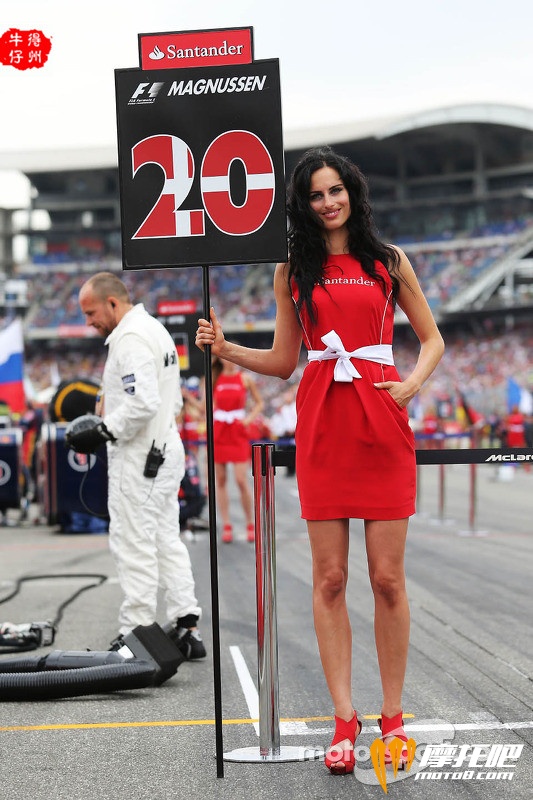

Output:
xmin=438 ymin=463 xmax=446 ymax=521
xmin=469 ymin=463 xmax=476 ymax=531
xmin=224 ymin=443 xmax=322 ymax=764
xmin=459 ymin=463 xmax=487 ymax=536
xmin=430 ymin=435 xmax=455 ymax=526
xmin=255 ymin=442 xmax=280 ymax=756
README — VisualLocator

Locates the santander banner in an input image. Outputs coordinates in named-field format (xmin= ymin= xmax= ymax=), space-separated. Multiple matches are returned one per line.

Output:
xmin=139 ymin=27 xmax=253 ymax=71
xmin=157 ymin=300 xmax=197 ymax=316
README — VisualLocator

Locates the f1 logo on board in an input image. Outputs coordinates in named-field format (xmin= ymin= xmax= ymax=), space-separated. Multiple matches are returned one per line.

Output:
xmin=128 ymin=82 xmax=164 ymax=105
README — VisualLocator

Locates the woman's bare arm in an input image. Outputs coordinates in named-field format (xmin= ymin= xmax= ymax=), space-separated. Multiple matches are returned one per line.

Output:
xmin=196 ymin=263 xmax=303 ymax=380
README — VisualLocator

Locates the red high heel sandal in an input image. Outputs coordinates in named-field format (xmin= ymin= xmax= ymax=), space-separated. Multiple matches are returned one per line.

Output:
xmin=325 ymin=711 xmax=361 ymax=775
xmin=222 ymin=524 xmax=233 ymax=543
xmin=378 ymin=712 xmax=409 ymax=769
xmin=246 ymin=523 xmax=255 ymax=543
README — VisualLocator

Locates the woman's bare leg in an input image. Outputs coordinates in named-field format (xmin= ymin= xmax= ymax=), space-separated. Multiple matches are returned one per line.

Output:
xmin=308 ymin=519 xmax=355 ymax=765
xmin=233 ymin=460 xmax=254 ymax=526
xmin=364 ymin=518 xmax=410 ymax=719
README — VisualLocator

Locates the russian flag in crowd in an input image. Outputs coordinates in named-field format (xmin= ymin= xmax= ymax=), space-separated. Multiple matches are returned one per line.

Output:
xmin=507 ymin=377 xmax=533 ymax=414
xmin=0 ymin=318 xmax=25 ymax=413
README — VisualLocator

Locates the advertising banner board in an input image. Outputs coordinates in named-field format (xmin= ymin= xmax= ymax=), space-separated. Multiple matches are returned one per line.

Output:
xmin=115 ymin=59 xmax=287 ymax=270
xmin=138 ymin=27 xmax=253 ymax=70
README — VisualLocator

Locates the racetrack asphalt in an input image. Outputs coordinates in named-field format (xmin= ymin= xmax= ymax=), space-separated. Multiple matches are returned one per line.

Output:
xmin=0 ymin=460 xmax=532 ymax=799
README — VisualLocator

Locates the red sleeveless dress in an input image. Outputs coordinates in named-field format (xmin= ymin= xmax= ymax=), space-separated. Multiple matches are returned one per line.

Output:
xmin=292 ymin=254 xmax=416 ymax=520
xmin=213 ymin=371 xmax=250 ymax=463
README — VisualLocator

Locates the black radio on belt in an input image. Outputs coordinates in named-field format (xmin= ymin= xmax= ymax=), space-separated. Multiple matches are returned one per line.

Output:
xmin=143 ymin=441 xmax=166 ymax=478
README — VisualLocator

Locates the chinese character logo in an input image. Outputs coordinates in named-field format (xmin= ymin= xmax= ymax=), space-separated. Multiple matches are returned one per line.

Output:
xmin=416 ymin=742 xmax=524 ymax=782
xmin=0 ymin=28 xmax=52 ymax=70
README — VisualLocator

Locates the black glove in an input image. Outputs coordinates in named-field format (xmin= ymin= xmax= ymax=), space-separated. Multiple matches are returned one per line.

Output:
xmin=65 ymin=413 xmax=116 ymax=454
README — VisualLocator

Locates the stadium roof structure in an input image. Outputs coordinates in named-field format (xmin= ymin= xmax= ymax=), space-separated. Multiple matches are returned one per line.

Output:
xmin=0 ymin=145 xmax=118 ymax=173
xmin=284 ymin=102 xmax=533 ymax=150
xmin=2 ymin=102 xmax=533 ymax=175
xmin=283 ymin=102 xmax=533 ymax=201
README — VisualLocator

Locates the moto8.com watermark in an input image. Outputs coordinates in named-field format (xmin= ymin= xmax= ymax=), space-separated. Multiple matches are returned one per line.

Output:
xmin=300 ymin=719 xmax=524 ymax=792
xmin=415 ymin=742 xmax=523 ymax=782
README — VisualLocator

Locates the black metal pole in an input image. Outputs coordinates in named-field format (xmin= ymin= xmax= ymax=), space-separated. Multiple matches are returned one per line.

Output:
xmin=201 ymin=264 xmax=224 ymax=778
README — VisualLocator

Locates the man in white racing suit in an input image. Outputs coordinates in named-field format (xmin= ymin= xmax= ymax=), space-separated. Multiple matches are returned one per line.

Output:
xmin=78 ymin=272 xmax=205 ymax=659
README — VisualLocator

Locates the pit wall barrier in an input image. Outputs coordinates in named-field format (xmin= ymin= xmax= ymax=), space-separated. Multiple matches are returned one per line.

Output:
xmin=237 ymin=441 xmax=533 ymax=763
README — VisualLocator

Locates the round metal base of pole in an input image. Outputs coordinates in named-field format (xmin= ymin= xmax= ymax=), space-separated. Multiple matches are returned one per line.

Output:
xmin=223 ymin=745 xmax=324 ymax=763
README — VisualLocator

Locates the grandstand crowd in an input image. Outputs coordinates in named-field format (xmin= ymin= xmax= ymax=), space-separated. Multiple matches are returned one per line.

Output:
xmin=16 ymin=216 xmax=533 ymax=328
xmin=1 ymin=215 xmax=533 ymax=440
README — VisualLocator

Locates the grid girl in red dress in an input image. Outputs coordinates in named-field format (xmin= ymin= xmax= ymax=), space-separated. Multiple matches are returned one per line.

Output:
xmin=196 ymin=146 xmax=444 ymax=774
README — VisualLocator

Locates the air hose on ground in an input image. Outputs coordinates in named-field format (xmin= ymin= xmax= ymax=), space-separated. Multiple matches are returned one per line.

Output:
xmin=0 ymin=655 xmax=156 ymax=701
xmin=0 ymin=575 xmax=184 ymax=699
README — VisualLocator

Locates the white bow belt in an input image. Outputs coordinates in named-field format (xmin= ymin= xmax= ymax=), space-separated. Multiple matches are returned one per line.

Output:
xmin=213 ymin=408 xmax=246 ymax=423
xmin=307 ymin=330 xmax=394 ymax=382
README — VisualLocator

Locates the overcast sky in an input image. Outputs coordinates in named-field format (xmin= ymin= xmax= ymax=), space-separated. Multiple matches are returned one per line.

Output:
xmin=1 ymin=0 xmax=533 ymax=206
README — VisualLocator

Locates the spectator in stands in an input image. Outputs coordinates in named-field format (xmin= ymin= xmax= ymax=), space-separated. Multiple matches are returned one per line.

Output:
xmin=211 ymin=356 xmax=264 ymax=543
xmin=178 ymin=451 xmax=206 ymax=539
xmin=504 ymin=405 xmax=526 ymax=447
xmin=0 ymin=398 xmax=11 ymax=428
xmin=19 ymin=400 xmax=43 ymax=517
xmin=177 ymin=378 xmax=207 ymax=535
xmin=178 ymin=378 xmax=206 ymax=456
xmin=486 ymin=412 xmax=503 ymax=448
xmin=421 ymin=406 xmax=440 ymax=449
xmin=196 ymin=146 xmax=444 ymax=775
xmin=269 ymin=384 xmax=298 ymax=475
xmin=524 ymin=413 xmax=533 ymax=448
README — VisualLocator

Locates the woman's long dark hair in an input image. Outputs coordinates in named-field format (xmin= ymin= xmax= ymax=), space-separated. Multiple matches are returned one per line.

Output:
xmin=287 ymin=146 xmax=403 ymax=322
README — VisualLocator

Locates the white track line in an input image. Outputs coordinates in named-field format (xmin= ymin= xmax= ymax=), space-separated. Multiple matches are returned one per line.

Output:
xmin=229 ymin=645 xmax=260 ymax=735
xmin=402 ymin=721 xmax=533 ymax=733
xmin=229 ymin=645 xmax=311 ymax=736
xmin=229 ymin=646 xmax=533 ymax=738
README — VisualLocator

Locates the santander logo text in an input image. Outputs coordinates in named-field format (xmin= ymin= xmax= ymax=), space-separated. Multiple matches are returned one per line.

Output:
xmin=140 ymin=27 xmax=253 ymax=71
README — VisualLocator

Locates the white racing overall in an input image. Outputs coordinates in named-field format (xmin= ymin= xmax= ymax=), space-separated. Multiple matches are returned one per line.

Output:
xmin=103 ymin=304 xmax=201 ymax=635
